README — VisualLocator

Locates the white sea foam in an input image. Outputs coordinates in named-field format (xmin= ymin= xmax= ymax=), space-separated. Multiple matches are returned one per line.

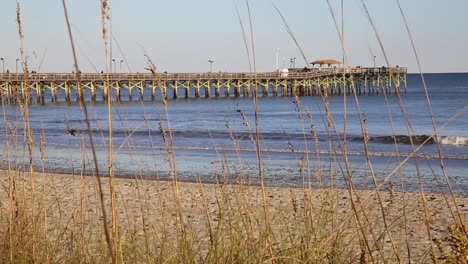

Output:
xmin=438 ymin=136 xmax=468 ymax=146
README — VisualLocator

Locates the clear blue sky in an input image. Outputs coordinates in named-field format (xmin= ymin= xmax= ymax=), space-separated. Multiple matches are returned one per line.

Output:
xmin=1 ymin=0 xmax=467 ymax=73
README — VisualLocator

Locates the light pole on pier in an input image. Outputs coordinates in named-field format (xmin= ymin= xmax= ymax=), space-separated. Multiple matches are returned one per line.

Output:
xmin=293 ymin=57 xmax=296 ymax=68
xmin=373 ymin=56 xmax=376 ymax=68
xmin=16 ymin=58 xmax=19 ymax=73
xmin=120 ymin=59 xmax=124 ymax=72
xmin=289 ymin=58 xmax=293 ymax=69
xmin=208 ymin=60 xmax=214 ymax=73
xmin=112 ymin=59 xmax=116 ymax=73
xmin=0 ymin=58 xmax=4 ymax=73
xmin=275 ymin=48 xmax=279 ymax=71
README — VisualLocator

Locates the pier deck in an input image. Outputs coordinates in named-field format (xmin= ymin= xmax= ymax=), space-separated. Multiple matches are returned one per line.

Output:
xmin=0 ymin=67 xmax=406 ymax=103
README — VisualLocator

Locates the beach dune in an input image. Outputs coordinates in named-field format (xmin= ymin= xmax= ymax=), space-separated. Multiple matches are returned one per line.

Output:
xmin=1 ymin=170 xmax=466 ymax=262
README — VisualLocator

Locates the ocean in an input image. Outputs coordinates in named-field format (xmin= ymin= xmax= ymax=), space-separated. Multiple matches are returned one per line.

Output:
xmin=1 ymin=73 xmax=467 ymax=193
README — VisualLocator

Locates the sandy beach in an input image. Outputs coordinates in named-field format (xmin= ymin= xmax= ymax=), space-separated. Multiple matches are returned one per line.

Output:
xmin=1 ymin=169 xmax=467 ymax=262
xmin=0 ymin=170 xmax=467 ymax=262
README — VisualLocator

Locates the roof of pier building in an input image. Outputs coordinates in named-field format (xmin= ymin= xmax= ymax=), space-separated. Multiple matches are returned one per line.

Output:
xmin=310 ymin=59 xmax=342 ymax=67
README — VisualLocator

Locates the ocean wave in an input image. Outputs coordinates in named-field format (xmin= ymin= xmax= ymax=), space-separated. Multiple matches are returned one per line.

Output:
xmin=437 ymin=136 xmax=468 ymax=146
xmin=14 ymin=125 xmax=468 ymax=147
xmin=353 ymin=135 xmax=468 ymax=146
xmin=365 ymin=135 xmax=436 ymax=144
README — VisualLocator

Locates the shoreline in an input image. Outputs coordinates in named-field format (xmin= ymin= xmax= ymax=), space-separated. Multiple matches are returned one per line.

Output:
xmin=20 ymin=166 xmax=468 ymax=195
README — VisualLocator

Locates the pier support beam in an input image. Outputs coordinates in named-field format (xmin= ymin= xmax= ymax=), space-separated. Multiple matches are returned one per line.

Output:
xmin=102 ymin=82 xmax=109 ymax=102
xmin=272 ymin=81 xmax=278 ymax=96
xmin=139 ymin=88 xmax=144 ymax=100
xmin=150 ymin=82 xmax=156 ymax=100
xmin=90 ymin=82 xmax=96 ymax=102
xmin=115 ymin=86 xmax=121 ymax=101
xmin=205 ymin=86 xmax=210 ymax=98
xmin=262 ymin=85 xmax=268 ymax=97
xmin=35 ymin=83 xmax=43 ymax=103
xmin=224 ymin=85 xmax=230 ymax=97
xmin=234 ymin=85 xmax=240 ymax=97
xmin=51 ymin=88 xmax=57 ymax=102
xmin=291 ymin=81 xmax=297 ymax=97
xmin=129 ymin=87 xmax=134 ymax=100
xmin=194 ymin=86 xmax=200 ymax=98
xmin=215 ymin=82 xmax=221 ymax=97
xmin=173 ymin=86 xmax=178 ymax=100
xmin=76 ymin=86 xmax=83 ymax=102
xmin=65 ymin=83 xmax=71 ymax=102
xmin=243 ymin=85 xmax=250 ymax=97
xmin=162 ymin=87 xmax=168 ymax=102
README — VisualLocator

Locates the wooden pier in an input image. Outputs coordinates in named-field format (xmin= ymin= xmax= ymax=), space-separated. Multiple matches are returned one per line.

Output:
xmin=0 ymin=67 xmax=406 ymax=104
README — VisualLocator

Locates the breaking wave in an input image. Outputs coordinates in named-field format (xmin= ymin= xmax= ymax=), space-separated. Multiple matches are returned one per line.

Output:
xmin=437 ymin=136 xmax=468 ymax=146
xmin=352 ymin=135 xmax=468 ymax=146
xmin=366 ymin=135 xmax=436 ymax=144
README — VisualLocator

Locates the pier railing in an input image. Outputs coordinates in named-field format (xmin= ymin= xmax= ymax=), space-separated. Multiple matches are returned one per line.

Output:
xmin=0 ymin=67 xmax=406 ymax=82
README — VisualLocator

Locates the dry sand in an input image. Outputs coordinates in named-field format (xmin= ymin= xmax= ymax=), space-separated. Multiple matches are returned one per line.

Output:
xmin=1 ymin=170 xmax=467 ymax=262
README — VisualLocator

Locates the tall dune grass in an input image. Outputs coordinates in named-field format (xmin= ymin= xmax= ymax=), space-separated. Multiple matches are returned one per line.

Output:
xmin=0 ymin=1 xmax=467 ymax=263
